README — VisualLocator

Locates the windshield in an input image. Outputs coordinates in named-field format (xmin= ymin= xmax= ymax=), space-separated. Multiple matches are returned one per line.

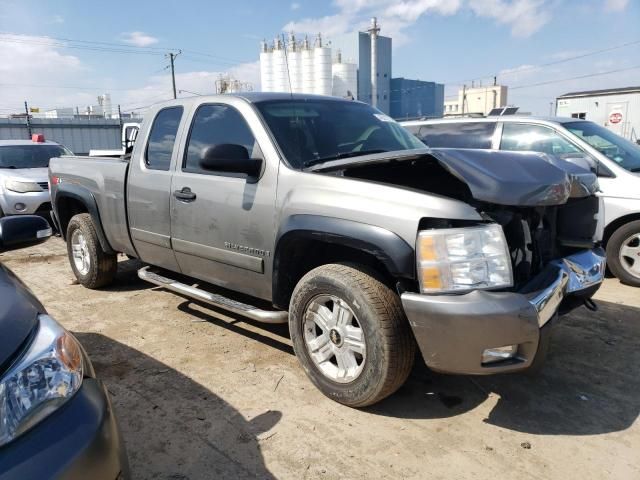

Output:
xmin=0 ymin=144 xmax=72 ymax=169
xmin=254 ymin=99 xmax=425 ymax=169
xmin=564 ymin=121 xmax=640 ymax=173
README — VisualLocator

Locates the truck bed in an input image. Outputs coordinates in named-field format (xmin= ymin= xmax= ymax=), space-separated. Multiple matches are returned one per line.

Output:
xmin=49 ymin=155 xmax=134 ymax=255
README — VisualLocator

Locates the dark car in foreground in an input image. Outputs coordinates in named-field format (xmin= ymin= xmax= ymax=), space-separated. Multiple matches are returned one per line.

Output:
xmin=0 ymin=215 xmax=128 ymax=479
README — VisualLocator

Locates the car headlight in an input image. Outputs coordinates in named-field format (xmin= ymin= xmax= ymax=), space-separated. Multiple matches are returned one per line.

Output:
xmin=4 ymin=180 xmax=43 ymax=193
xmin=416 ymin=224 xmax=513 ymax=294
xmin=0 ymin=314 xmax=83 ymax=447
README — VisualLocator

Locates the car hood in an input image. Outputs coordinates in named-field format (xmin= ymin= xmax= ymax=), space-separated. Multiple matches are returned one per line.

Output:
xmin=0 ymin=263 xmax=43 ymax=375
xmin=309 ymin=148 xmax=597 ymax=207
xmin=0 ymin=167 xmax=49 ymax=182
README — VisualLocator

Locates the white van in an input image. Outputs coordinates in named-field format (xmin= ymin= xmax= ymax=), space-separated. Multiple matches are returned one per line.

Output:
xmin=402 ymin=116 xmax=640 ymax=286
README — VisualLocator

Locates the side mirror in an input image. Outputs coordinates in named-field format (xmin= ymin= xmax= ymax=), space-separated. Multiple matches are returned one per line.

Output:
xmin=0 ymin=216 xmax=52 ymax=252
xmin=199 ymin=144 xmax=262 ymax=181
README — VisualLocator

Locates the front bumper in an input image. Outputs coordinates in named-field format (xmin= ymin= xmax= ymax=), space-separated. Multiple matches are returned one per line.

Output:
xmin=0 ymin=379 xmax=129 ymax=480
xmin=401 ymin=248 xmax=606 ymax=375
xmin=0 ymin=190 xmax=51 ymax=216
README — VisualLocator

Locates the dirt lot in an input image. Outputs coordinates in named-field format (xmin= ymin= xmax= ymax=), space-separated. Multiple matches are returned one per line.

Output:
xmin=2 ymin=238 xmax=639 ymax=479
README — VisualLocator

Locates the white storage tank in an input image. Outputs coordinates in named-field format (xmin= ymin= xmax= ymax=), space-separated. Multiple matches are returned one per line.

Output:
xmin=259 ymin=41 xmax=273 ymax=92
xmin=301 ymin=37 xmax=315 ymax=94
xmin=271 ymin=37 xmax=288 ymax=92
xmin=313 ymin=35 xmax=332 ymax=96
xmin=332 ymin=53 xmax=358 ymax=99
xmin=287 ymin=33 xmax=302 ymax=93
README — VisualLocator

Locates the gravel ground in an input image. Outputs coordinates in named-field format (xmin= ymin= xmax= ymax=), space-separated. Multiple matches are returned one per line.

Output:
xmin=2 ymin=238 xmax=639 ymax=480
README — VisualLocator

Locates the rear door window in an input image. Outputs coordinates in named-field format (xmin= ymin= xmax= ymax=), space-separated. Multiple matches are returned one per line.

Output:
xmin=417 ymin=122 xmax=496 ymax=149
xmin=145 ymin=107 xmax=183 ymax=170
xmin=500 ymin=123 xmax=582 ymax=156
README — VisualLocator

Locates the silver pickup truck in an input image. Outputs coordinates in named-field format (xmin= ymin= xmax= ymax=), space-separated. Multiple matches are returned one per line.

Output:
xmin=50 ymin=93 xmax=606 ymax=407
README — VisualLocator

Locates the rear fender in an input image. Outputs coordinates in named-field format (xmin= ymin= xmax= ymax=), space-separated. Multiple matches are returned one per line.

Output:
xmin=54 ymin=183 xmax=114 ymax=253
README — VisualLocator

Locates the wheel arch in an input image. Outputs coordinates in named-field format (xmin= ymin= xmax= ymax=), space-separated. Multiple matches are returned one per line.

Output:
xmin=603 ymin=212 xmax=640 ymax=246
xmin=54 ymin=184 xmax=114 ymax=253
xmin=272 ymin=215 xmax=415 ymax=310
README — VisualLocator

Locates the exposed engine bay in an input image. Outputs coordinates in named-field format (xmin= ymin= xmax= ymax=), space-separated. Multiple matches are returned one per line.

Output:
xmin=314 ymin=148 xmax=600 ymax=290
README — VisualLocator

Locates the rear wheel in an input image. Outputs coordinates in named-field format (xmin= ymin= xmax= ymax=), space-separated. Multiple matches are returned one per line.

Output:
xmin=606 ymin=220 xmax=640 ymax=287
xmin=289 ymin=263 xmax=415 ymax=407
xmin=66 ymin=213 xmax=117 ymax=289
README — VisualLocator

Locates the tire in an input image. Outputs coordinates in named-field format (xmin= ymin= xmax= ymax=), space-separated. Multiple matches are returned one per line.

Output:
xmin=66 ymin=213 xmax=117 ymax=289
xmin=289 ymin=263 xmax=416 ymax=407
xmin=606 ymin=220 xmax=640 ymax=287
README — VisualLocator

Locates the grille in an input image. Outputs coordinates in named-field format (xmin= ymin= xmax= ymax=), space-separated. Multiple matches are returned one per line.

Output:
xmin=37 ymin=181 xmax=49 ymax=190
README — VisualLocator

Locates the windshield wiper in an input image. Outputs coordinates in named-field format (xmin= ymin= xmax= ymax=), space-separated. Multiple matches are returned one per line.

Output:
xmin=0 ymin=166 xmax=17 ymax=169
xmin=303 ymin=149 xmax=388 ymax=168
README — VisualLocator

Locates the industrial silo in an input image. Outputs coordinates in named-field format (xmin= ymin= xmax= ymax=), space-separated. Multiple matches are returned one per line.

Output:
xmin=259 ymin=40 xmax=273 ymax=92
xmin=332 ymin=52 xmax=358 ymax=99
xmin=301 ymin=36 xmax=315 ymax=94
xmin=313 ymin=34 xmax=332 ymax=96
xmin=287 ymin=33 xmax=302 ymax=93
xmin=271 ymin=37 xmax=288 ymax=92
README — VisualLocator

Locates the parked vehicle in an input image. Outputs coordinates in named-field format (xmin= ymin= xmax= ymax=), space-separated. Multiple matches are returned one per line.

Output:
xmin=89 ymin=122 xmax=140 ymax=158
xmin=0 ymin=136 xmax=71 ymax=219
xmin=0 ymin=215 xmax=128 ymax=479
xmin=50 ymin=94 xmax=605 ymax=407
xmin=402 ymin=116 xmax=640 ymax=286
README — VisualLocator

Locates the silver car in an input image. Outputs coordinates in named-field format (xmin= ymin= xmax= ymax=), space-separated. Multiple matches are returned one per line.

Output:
xmin=0 ymin=139 xmax=72 ymax=218
xmin=402 ymin=116 xmax=640 ymax=286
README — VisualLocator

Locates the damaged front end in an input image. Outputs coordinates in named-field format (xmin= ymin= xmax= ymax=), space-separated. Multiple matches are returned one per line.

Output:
xmin=313 ymin=148 xmax=605 ymax=374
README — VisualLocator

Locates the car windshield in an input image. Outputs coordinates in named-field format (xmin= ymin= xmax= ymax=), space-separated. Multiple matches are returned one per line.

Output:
xmin=0 ymin=144 xmax=72 ymax=169
xmin=563 ymin=121 xmax=640 ymax=173
xmin=254 ymin=99 xmax=425 ymax=169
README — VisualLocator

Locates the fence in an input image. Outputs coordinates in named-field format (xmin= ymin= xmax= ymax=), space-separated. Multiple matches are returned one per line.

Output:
xmin=0 ymin=117 xmax=123 ymax=155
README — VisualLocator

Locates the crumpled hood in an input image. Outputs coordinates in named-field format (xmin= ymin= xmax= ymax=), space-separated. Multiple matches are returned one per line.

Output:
xmin=311 ymin=148 xmax=598 ymax=207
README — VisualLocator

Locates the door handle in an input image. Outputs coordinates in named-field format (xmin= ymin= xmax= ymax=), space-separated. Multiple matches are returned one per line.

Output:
xmin=174 ymin=187 xmax=196 ymax=202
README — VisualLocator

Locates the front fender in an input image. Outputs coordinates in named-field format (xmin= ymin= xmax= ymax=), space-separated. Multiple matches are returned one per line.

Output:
xmin=276 ymin=214 xmax=415 ymax=277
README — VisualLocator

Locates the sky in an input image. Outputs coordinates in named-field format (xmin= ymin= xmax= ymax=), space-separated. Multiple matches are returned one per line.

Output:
xmin=0 ymin=0 xmax=638 ymax=116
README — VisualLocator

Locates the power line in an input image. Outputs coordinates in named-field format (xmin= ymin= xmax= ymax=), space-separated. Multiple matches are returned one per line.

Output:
xmin=509 ymin=64 xmax=640 ymax=90
xmin=442 ymin=38 xmax=640 ymax=85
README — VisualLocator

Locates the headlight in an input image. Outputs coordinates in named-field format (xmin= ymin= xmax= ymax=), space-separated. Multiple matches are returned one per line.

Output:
xmin=416 ymin=224 xmax=513 ymax=294
xmin=0 ymin=315 xmax=83 ymax=447
xmin=4 ymin=180 xmax=43 ymax=193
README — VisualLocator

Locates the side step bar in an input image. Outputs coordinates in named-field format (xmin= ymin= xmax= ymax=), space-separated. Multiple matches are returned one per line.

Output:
xmin=138 ymin=266 xmax=288 ymax=324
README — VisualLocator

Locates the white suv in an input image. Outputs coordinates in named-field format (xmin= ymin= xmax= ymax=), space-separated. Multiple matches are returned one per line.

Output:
xmin=0 ymin=137 xmax=72 ymax=218
xmin=402 ymin=116 xmax=640 ymax=286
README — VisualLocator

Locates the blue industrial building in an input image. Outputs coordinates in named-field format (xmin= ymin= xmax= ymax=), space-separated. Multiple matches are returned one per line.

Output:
xmin=390 ymin=78 xmax=444 ymax=120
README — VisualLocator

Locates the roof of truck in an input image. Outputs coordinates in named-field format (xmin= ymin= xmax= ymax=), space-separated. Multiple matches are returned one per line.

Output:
xmin=234 ymin=92 xmax=357 ymax=103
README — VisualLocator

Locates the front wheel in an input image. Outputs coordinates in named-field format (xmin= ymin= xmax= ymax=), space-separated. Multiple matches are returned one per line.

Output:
xmin=289 ymin=264 xmax=416 ymax=407
xmin=66 ymin=213 xmax=117 ymax=289
xmin=606 ymin=220 xmax=640 ymax=287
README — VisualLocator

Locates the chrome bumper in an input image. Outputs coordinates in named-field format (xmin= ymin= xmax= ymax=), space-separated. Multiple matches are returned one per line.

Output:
xmin=401 ymin=248 xmax=606 ymax=375
xmin=527 ymin=248 xmax=606 ymax=327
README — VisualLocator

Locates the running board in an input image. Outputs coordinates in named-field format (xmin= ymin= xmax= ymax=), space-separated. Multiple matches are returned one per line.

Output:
xmin=138 ymin=266 xmax=288 ymax=324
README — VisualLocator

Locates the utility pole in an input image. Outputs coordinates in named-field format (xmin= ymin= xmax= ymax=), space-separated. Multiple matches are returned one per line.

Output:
xmin=24 ymin=101 xmax=32 ymax=138
xmin=461 ymin=85 xmax=466 ymax=116
xmin=117 ymin=104 xmax=123 ymax=128
xmin=167 ymin=50 xmax=181 ymax=99
xmin=549 ymin=101 xmax=554 ymax=116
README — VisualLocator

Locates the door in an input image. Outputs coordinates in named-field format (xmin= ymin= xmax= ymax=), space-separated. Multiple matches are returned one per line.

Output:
xmin=170 ymin=100 xmax=278 ymax=300
xmin=128 ymin=106 xmax=185 ymax=271
xmin=606 ymin=102 xmax=629 ymax=138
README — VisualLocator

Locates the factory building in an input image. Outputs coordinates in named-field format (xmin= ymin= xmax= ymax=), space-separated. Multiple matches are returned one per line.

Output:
xmin=444 ymin=85 xmax=508 ymax=116
xmin=556 ymin=86 xmax=640 ymax=141
xmin=259 ymin=18 xmax=392 ymax=114
xmin=390 ymin=78 xmax=444 ymax=120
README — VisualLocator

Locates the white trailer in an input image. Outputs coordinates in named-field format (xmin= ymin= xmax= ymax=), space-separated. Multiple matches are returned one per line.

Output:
xmin=556 ymin=86 xmax=640 ymax=142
